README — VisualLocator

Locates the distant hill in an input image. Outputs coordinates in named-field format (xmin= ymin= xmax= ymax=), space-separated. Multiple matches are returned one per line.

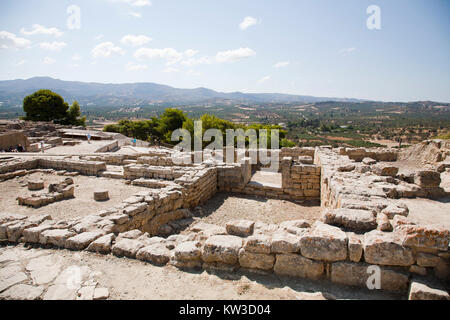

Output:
xmin=0 ymin=77 xmax=364 ymax=107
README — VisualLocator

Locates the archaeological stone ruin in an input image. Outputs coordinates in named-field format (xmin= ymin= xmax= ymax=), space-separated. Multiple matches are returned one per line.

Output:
xmin=0 ymin=127 xmax=449 ymax=300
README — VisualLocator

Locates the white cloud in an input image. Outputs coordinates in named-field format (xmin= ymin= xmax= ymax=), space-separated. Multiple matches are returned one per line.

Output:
xmin=125 ymin=62 xmax=148 ymax=71
xmin=42 ymin=57 xmax=55 ymax=65
xmin=127 ymin=11 xmax=142 ymax=18
xmin=120 ymin=34 xmax=152 ymax=47
xmin=163 ymin=67 xmax=179 ymax=73
xmin=181 ymin=56 xmax=212 ymax=66
xmin=215 ymin=47 xmax=256 ymax=63
xmin=0 ymin=31 xmax=31 ymax=49
xmin=273 ymin=61 xmax=290 ymax=68
xmin=72 ymin=53 xmax=82 ymax=61
xmin=20 ymin=24 xmax=63 ymax=37
xmin=239 ymin=16 xmax=258 ymax=30
xmin=15 ymin=60 xmax=27 ymax=66
xmin=132 ymin=0 xmax=151 ymax=6
xmin=92 ymin=42 xmax=125 ymax=58
xmin=39 ymin=41 xmax=67 ymax=51
xmin=339 ymin=47 xmax=356 ymax=54
xmin=184 ymin=49 xmax=198 ymax=57
xmin=187 ymin=70 xmax=201 ymax=76
xmin=258 ymin=75 xmax=271 ymax=83
xmin=134 ymin=47 xmax=183 ymax=65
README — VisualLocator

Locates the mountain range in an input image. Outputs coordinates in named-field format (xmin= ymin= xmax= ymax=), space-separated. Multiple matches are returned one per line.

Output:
xmin=0 ymin=77 xmax=364 ymax=107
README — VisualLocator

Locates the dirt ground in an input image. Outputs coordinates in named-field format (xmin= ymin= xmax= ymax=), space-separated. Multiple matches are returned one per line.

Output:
xmin=0 ymin=244 xmax=403 ymax=300
xmin=192 ymin=193 xmax=322 ymax=226
xmin=0 ymin=172 xmax=149 ymax=220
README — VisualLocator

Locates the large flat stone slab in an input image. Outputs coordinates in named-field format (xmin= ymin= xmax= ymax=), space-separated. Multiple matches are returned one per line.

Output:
xmin=65 ymin=231 xmax=104 ymax=250
xmin=299 ymin=222 xmax=348 ymax=262
xmin=408 ymin=279 xmax=450 ymax=300
xmin=112 ymin=238 xmax=145 ymax=258
xmin=363 ymin=230 xmax=415 ymax=266
xmin=136 ymin=243 xmax=171 ymax=265
xmin=330 ymin=261 xmax=409 ymax=292
xmin=273 ymin=254 xmax=324 ymax=280
xmin=322 ymin=208 xmax=377 ymax=231
xmin=0 ymin=284 xmax=44 ymax=300
xmin=201 ymin=235 xmax=243 ymax=265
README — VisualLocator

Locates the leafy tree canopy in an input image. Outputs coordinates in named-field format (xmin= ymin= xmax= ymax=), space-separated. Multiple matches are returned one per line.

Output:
xmin=23 ymin=90 xmax=86 ymax=126
xmin=23 ymin=89 xmax=68 ymax=122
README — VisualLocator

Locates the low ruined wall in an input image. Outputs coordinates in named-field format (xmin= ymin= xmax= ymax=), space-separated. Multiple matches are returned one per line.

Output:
xmin=339 ymin=147 xmax=398 ymax=162
xmin=175 ymin=167 xmax=218 ymax=209
xmin=0 ymin=131 xmax=30 ymax=151
xmin=0 ymin=159 xmax=39 ymax=175
xmin=38 ymin=159 xmax=107 ymax=176
xmin=280 ymin=147 xmax=315 ymax=159
xmin=281 ymin=157 xmax=321 ymax=200
xmin=123 ymin=164 xmax=188 ymax=181
xmin=216 ymin=156 xmax=321 ymax=201
xmin=2 ymin=212 xmax=448 ymax=293
xmin=94 ymin=141 xmax=118 ymax=153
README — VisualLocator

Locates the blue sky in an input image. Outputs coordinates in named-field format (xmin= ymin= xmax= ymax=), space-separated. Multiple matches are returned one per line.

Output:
xmin=0 ymin=0 xmax=449 ymax=102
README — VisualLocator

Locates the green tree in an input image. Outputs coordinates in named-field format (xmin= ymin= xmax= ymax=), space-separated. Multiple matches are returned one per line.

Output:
xmin=64 ymin=101 xmax=86 ymax=126
xmin=157 ymin=108 xmax=187 ymax=143
xmin=23 ymin=89 xmax=69 ymax=121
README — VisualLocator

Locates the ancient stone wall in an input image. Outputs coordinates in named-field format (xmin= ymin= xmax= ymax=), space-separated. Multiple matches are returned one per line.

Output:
xmin=281 ymin=157 xmax=321 ymax=200
xmin=1 ymin=144 xmax=449 ymax=295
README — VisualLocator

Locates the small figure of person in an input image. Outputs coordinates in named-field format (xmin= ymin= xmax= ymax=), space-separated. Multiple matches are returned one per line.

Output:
xmin=41 ymin=141 xmax=45 ymax=153
xmin=133 ymin=138 xmax=137 ymax=147
xmin=17 ymin=144 xmax=24 ymax=152
xmin=87 ymin=133 xmax=91 ymax=144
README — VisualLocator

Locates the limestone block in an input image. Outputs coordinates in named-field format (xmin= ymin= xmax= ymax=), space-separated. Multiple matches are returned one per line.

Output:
xmin=243 ymin=234 xmax=272 ymax=254
xmin=330 ymin=262 xmax=409 ymax=292
xmin=270 ymin=231 xmax=301 ymax=253
xmin=414 ymin=171 xmax=441 ymax=188
xmin=226 ymin=220 xmax=255 ymax=237
xmin=417 ymin=253 xmax=440 ymax=267
xmin=274 ymin=254 xmax=324 ymax=280
xmin=173 ymin=241 xmax=201 ymax=262
xmin=136 ymin=243 xmax=171 ymax=265
xmin=39 ymin=229 xmax=75 ymax=247
xmin=299 ymin=222 xmax=348 ymax=261
xmin=395 ymin=225 xmax=449 ymax=252
xmin=86 ymin=233 xmax=115 ymax=254
xmin=322 ymin=208 xmax=377 ymax=231
xmin=238 ymin=249 xmax=275 ymax=270
xmin=93 ymin=190 xmax=109 ymax=201
xmin=408 ymin=279 xmax=450 ymax=300
xmin=372 ymin=163 xmax=399 ymax=177
xmin=363 ymin=230 xmax=414 ymax=266
xmin=28 ymin=180 xmax=44 ymax=191
xmin=65 ymin=231 xmax=104 ymax=250
xmin=112 ymin=238 xmax=145 ymax=258
xmin=201 ymin=235 xmax=243 ymax=265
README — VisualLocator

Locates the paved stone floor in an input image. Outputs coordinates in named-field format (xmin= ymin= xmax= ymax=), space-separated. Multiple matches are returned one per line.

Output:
xmin=0 ymin=243 xmax=404 ymax=300
xmin=0 ymin=244 xmax=109 ymax=300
